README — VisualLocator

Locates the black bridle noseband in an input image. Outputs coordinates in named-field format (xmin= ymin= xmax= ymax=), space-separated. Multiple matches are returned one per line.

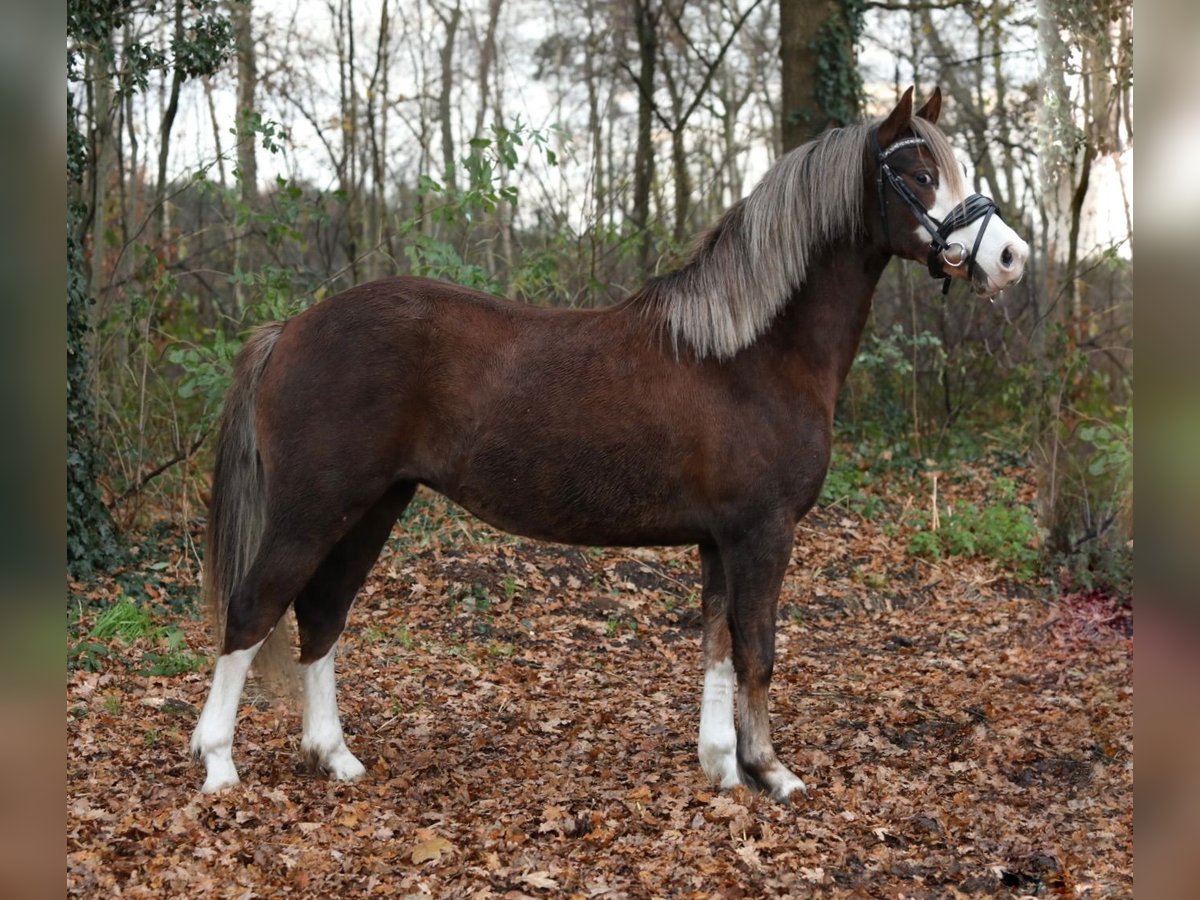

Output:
xmin=874 ymin=133 xmax=1001 ymax=295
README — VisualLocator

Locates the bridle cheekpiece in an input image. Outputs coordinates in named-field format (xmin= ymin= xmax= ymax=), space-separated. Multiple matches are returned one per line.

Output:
xmin=874 ymin=131 xmax=1001 ymax=295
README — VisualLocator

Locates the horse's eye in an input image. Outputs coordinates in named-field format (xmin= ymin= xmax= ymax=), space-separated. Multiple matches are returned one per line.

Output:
xmin=915 ymin=172 xmax=934 ymax=187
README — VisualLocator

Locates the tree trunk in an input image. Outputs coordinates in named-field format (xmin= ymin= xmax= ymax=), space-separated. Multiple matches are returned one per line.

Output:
xmin=366 ymin=0 xmax=392 ymax=280
xmin=230 ymin=0 xmax=257 ymax=309
xmin=122 ymin=20 xmax=142 ymax=268
xmin=341 ymin=0 xmax=362 ymax=278
xmin=474 ymin=0 xmax=502 ymax=139
xmin=474 ymin=0 xmax=503 ymax=284
xmin=87 ymin=42 xmax=116 ymax=315
xmin=438 ymin=1 xmax=463 ymax=192
xmin=584 ymin=0 xmax=604 ymax=286
xmin=660 ymin=56 xmax=690 ymax=245
xmin=494 ymin=71 xmax=513 ymax=293
xmin=154 ymin=0 xmax=186 ymax=244
xmin=203 ymin=76 xmax=227 ymax=189
xmin=231 ymin=0 xmax=258 ymax=205
xmin=670 ymin=127 xmax=690 ymax=245
xmin=68 ymin=93 xmax=123 ymax=577
xmin=630 ymin=0 xmax=658 ymax=268
xmin=990 ymin=5 xmax=1017 ymax=215
xmin=1064 ymin=142 xmax=1094 ymax=320
xmin=780 ymin=0 xmax=860 ymax=151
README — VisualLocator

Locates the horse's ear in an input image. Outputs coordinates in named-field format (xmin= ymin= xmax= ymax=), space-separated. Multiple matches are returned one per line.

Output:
xmin=877 ymin=86 xmax=914 ymax=147
xmin=916 ymin=86 xmax=942 ymax=124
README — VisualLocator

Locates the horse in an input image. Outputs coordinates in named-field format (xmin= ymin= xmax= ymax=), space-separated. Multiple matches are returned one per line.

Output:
xmin=191 ymin=87 xmax=1028 ymax=802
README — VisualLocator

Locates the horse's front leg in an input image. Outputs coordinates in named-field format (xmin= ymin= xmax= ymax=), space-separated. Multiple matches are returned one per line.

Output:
xmin=720 ymin=521 xmax=807 ymax=802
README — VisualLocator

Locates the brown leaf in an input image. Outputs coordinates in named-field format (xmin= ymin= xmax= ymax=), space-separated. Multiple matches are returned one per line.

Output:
xmin=410 ymin=835 xmax=453 ymax=864
xmin=520 ymin=871 xmax=559 ymax=890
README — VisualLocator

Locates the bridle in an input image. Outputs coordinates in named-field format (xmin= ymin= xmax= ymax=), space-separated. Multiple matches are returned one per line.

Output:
xmin=874 ymin=132 xmax=1001 ymax=295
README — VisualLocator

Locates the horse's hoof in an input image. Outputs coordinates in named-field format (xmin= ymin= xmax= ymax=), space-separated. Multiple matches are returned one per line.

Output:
xmin=304 ymin=742 xmax=366 ymax=782
xmin=770 ymin=775 xmax=809 ymax=804
xmin=200 ymin=771 xmax=240 ymax=794
xmin=742 ymin=760 xmax=807 ymax=804
xmin=324 ymin=750 xmax=366 ymax=782
xmin=700 ymin=743 xmax=741 ymax=789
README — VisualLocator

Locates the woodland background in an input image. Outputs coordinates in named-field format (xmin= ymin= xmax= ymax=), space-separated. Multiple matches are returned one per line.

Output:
xmin=66 ymin=0 xmax=1132 ymax=586
xmin=67 ymin=0 xmax=1133 ymax=894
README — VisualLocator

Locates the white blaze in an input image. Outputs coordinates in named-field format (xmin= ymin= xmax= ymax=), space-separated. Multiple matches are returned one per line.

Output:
xmin=921 ymin=171 xmax=1029 ymax=294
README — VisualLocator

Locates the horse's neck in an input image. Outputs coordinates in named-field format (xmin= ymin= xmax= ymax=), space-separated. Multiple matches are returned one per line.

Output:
xmin=766 ymin=243 xmax=891 ymax=407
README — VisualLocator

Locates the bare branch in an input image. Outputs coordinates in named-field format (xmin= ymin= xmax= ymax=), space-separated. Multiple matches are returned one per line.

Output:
xmin=864 ymin=0 xmax=971 ymax=10
xmin=115 ymin=431 xmax=210 ymax=504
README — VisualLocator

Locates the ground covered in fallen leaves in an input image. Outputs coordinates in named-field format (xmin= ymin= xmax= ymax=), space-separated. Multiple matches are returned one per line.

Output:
xmin=68 ymin=467 xmax=1132 ymax=897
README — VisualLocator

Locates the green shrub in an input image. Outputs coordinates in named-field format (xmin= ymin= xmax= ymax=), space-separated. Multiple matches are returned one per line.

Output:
xmin=841 ymin=324 xmax=946 ymax=444
xmin=908 ymin=489 xmax=1040 ymax=580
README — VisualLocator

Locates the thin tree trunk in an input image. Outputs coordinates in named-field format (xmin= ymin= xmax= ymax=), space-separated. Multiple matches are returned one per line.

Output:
xmin=366 ymin=0 xmax=392 ymax=280
xmin=231 ymin=0 xmax=257 ymax=310
xmin=380 ymin=2 xmax=393 ymax=268
xmin=122 ymin=21 xmax=141 ymax=256
xmin=232 ymin=0 xmax=258 ymax=205
xmin=87 ymin=43 xmax=116 ymax=316
xmin=474 ymin=0 xmax=502 ymax=140
xmin=1065 ymin=143 xmax=1094 ymax=320
xmin=203 ymin=76 xmax=226 ymax=189
xmin=658 ymin=0 xmax=763 ymax=239
xmin=660 ymin=57 xmax=689 ymax=244
xmin=154 ymin=0 xmax=186 ymax=244
xmin=475 ymin=0 xmax=503 ymax=283
xmin=437 ymin=1 xmax=463 ymax=192
xmin=671 ymin=130 xmax=690 ymax=245
xmin=327 ymin=0 xmax=362 ymax=279
xmin=201 ymin=74 xmax=229 ymax=323
xmin=990 ymin=6 xmax=1017 ymax=214
xmin=630 ymin=0 xmax=658 ymax=269
xmin=605 ymin=89 xmax=617 ymax=234
xmin=346 ymin=0 xmax=361 ymax=277
xmin=584 ymin=0 xmax=604 ymax=289
xmin=412 ymin=0 xmax=433 ymax=237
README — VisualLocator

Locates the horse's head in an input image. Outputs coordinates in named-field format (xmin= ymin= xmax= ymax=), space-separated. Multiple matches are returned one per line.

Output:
xmin=868 ymin=87 xmax=1029 ymax=297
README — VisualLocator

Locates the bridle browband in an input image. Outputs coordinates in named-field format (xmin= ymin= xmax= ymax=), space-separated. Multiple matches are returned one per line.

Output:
xmin=873 ymin=131 xmax=1001 ymax=295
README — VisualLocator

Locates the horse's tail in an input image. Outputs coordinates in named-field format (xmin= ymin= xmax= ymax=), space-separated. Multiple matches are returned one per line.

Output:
xmin=203 ymin=321 xmax=298 ymax=699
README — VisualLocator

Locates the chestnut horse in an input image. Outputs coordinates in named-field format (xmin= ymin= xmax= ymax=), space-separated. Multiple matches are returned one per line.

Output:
xmin=192 ymin=88 xmax=1028 ymax=801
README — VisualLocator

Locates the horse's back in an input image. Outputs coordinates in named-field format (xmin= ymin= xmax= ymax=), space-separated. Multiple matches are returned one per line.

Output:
xmin=250 ymin=277 xmax=619 ymax=493
xmin=249 ymin=274 xmax=825 ymax=544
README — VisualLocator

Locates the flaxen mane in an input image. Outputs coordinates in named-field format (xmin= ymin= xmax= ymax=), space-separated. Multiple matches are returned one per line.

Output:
xmin=636 ymin=117 xmax=964 ymax=360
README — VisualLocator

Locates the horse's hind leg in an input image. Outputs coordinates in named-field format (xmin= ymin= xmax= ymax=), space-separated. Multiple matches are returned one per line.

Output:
xmin=192 ymin=527 xmax=334 ymax=793
xmin=193 ymin=480 xmax=391 ymax=792
xmin=721 ymin=521 xmax=807 ymax=802
xmin=192 ymin=640 xmax=266 ymax=792
xmin=697 ymin=544 xmax=741 ymax=789
xmin=294 ymin=482 xmax=416 ymax=781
